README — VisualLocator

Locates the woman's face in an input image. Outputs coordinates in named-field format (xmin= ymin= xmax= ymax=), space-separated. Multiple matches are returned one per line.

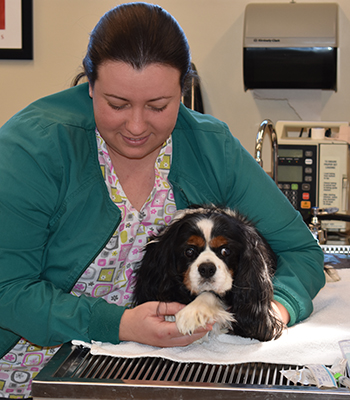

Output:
xmin=89 ymin=61 xmax=182 ymax=163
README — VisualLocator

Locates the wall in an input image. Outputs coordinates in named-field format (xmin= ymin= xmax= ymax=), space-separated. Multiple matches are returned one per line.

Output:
xmin=1 ymin=0 xmax=350 ymax=163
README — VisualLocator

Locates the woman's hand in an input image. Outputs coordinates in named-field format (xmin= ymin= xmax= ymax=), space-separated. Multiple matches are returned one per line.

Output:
xmin=272 ymin=300 xmax=290 ymax=325
xmin=119 ymin=301 xmax=212 ymax=347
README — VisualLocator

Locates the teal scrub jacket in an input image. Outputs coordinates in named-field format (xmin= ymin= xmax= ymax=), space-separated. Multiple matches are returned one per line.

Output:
xmin=0 ymin=83 xmax=325 ymax=357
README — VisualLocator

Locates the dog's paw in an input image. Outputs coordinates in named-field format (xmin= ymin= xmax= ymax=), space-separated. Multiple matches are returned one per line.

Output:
xmin=175 ymin=292 xmax=234 ymax=336
xmin=175 ymin=303 xmax=213 ymax=335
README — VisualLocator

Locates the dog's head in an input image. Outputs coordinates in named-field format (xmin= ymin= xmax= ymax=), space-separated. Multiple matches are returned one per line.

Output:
xmin=169 ymin=207 xmax=252 ymax=296
xmin=133 ymin=206 xmax=275 ymax=299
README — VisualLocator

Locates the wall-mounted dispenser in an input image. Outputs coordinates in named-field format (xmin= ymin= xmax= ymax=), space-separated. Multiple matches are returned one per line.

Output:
xmin=243 ymin=3 xmax=338 ymax=91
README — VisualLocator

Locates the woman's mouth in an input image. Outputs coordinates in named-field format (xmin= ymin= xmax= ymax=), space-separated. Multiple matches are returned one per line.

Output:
xmin=122 ymin=134 xmax=150 ymax=145
xmin=127 ymin=137 xmax=145 ymax=142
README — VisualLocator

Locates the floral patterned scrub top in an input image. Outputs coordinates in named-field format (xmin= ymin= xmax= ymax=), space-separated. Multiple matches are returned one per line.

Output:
xmin=0 ymin=131 xmax=176 ymax=398
xmin=71 ymin=131 xmax=177 ymax=305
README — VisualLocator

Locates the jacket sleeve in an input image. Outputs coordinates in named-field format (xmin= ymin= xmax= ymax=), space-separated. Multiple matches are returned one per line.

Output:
xmin=0 ymin=114 xmax=125 ymax=354
xmin=224 ymin=133 xmax=325 ymax=326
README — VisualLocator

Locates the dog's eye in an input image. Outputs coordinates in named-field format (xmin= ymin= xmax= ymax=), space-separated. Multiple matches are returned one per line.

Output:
xmin=221 ymin=247 xmax=230 ymax=257
xmin=185 ymin=247 xmax=197 ymax=259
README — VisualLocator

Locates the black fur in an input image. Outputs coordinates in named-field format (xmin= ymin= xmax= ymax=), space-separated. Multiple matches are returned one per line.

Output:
xmin=132 ymin=206 xmax=284 ymax=341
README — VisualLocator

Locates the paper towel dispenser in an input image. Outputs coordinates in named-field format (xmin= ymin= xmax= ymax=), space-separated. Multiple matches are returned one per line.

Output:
xmin=243 ymin=3 xmax=338 ymax=91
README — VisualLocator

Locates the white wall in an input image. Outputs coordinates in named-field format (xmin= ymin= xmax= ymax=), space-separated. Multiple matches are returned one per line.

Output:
xmin=1 ymin=0 xmax=350 ymax=162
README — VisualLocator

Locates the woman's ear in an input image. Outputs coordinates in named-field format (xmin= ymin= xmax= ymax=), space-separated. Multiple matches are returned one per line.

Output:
xmin=88 ymin=83 xmax=93 ymax=98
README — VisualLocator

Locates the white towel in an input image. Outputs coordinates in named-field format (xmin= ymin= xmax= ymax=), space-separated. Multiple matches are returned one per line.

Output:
xmin=73 ymin=269 xmax=350 ymax=366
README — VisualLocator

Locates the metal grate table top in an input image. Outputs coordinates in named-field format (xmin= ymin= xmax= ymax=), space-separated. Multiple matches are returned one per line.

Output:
xmin=32 ymin=343 xmax=350 ymax=399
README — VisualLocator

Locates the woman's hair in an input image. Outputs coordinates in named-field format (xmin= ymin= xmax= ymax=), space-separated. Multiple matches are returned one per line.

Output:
xmin=73 ymin=2 xmax=195 ymax=91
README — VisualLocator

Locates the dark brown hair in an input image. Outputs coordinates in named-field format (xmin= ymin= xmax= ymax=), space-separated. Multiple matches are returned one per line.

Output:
xmin=73 ymin=2 xmax=195 ymax=90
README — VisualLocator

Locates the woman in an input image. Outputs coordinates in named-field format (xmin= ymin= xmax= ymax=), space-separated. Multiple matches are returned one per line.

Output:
xmin=0 ymin=3 xmax=324 ymax=398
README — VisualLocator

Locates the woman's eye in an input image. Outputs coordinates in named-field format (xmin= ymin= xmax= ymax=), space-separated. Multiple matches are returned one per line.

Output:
xmin=185 ymin=247 xmax=197 ymax=259
xmin=108 ymin=102 xmax=127 ymax=110
xmin=147 ymin=104 xmax=168 ymax=112
xmin=221 ymin=247 xmax=230 ymax=257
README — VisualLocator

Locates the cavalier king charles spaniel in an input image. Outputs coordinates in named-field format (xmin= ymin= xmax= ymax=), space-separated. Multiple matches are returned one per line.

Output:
xmin=132 ymin=206 xmax=284 ymax=342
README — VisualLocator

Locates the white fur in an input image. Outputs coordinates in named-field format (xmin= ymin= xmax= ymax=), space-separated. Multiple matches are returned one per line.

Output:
xmin=175 ymin=291 xmax=235 ymax=336
xmin=187 ymin=250 xmax=233 ymax=295
xmin=187 ymin=218 xmax=233 ymax=295
xmin=196 ymin=219 xmax=213 ymax=242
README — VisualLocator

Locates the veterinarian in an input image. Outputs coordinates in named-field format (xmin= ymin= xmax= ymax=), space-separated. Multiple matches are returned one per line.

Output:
xmin=0 ymin=2 xmax=324 ymax=398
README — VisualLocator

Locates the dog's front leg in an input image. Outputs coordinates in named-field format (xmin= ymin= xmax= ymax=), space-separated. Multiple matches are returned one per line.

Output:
xmin=175 ymin=292 xmax=234 ymax=336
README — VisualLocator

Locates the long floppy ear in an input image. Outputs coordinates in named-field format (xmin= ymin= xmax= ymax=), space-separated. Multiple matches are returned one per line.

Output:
xmin=132 ymin=220 xmax=191 ymax=306
xmin=227 ymin=223 xmax=284 ymax=341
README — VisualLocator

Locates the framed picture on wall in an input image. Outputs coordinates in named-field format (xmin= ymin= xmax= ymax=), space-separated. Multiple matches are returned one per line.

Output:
xmin=0 ymin=0 xmax=33 ymax=59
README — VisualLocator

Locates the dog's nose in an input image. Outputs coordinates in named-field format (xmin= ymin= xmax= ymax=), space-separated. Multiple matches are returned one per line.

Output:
xmin=198 ymin=262 xmax=216 ymax=278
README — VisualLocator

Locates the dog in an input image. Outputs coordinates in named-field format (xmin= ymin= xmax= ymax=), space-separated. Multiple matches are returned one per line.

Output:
xmin=132 ymin=206 xmax=284 ymax=342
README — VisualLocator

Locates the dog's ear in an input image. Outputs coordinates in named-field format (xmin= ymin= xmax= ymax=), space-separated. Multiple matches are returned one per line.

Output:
xmin=132 ymin=221 xmax=188 ymax=306
xmin=228 ymin=224 xmax=284 ymax=341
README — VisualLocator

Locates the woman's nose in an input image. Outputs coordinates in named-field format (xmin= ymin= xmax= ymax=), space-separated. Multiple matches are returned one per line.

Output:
xmin=125 ymin=108 xmax=148 ymax=136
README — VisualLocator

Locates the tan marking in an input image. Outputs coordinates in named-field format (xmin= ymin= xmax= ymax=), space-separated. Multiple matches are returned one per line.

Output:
xmin=187 ymin=235 xmax=205 ymax=248
xmin=210 ymin=235 xmax=228 ymax=248
xmin=183 ymin=269 xmax=196 ymax=293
